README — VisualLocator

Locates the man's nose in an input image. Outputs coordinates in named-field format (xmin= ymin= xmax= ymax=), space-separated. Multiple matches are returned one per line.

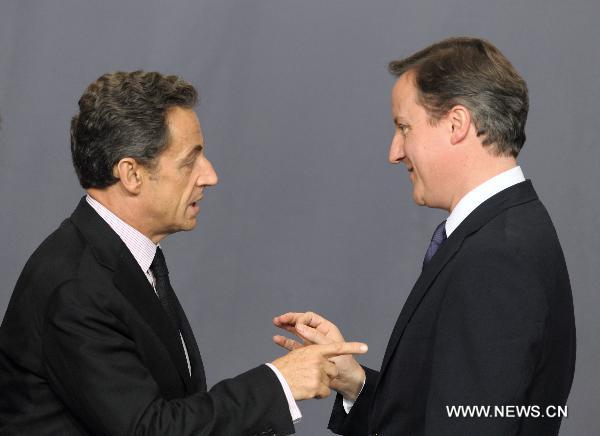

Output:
xmin=388 ymin=135 xmax=405 ymax=163
xmin=198 ymin=159 xmax=218 ymax=186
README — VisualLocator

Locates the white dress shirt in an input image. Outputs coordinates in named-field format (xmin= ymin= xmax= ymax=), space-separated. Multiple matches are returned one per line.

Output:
xmin=343 ymin=166 xmax=526 ymax=413
xmin=85 ymin=195 xmax=301 ymax=422
xmin=445 ymin=166 xmax=525 ymax=237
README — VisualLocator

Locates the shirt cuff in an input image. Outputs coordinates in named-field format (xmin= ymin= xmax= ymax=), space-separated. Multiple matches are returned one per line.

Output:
xmin=342 ymin=377 xmax=366 ymax=414
xmin=265 ymin=363 xmax=302 ymax=423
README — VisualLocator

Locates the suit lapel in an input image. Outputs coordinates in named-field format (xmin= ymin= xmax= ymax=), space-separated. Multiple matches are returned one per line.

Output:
xmin=70 ymin=197 xmax=193 ymax=392
xmin=377 ymin=181 xmax=539 ymax=383
xmin=113 ymin=252 xmax=194 ymax=391
xmin=378 ymin=230 xmax=464 ymax=377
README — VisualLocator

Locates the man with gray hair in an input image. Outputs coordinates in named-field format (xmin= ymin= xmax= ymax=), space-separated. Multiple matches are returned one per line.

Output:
xmin=274 ymin=37 xmax=576 ymax=435
xmin=0 ymin=71 xmax=368 ymax=435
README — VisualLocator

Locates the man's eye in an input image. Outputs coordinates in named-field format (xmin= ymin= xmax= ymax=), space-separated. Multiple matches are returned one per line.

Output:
xmin=181 ymin=160 xmax=194 ymax=169
xmin=398 ymin=124 xmax=410 ymax=136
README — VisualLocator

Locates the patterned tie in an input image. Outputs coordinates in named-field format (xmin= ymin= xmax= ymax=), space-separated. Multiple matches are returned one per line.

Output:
xmin=150 ymin=247 xmax=182 ymax=333
xmin=423 ymin=220 xmax=447 ymax=266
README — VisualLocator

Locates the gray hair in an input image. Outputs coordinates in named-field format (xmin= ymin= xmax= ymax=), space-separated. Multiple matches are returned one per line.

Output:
xmin=70 ymin=70 xmax=197 ymax=189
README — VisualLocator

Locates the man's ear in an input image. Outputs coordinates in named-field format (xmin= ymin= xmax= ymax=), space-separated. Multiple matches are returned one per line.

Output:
xmin=447 ymin=105 xmax=471 ymax=145
xmin=113 ymin=158 xmax=143 ymax=194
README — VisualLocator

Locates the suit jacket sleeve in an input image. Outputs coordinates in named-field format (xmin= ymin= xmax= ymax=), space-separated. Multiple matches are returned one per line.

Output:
xmin=422 ymin=244 xmax=547 ymax=436
xmin=327 ymin=366 xmax=379 ymax=435
xmin=42 ymin=279 xmax=295 ymax=436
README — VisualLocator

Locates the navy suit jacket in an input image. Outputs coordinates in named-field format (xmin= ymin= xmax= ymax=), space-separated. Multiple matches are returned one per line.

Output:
xmin=0 ymin=198 xmax=294 ymax=436
xmin=329 ymin=181 xmax=576 ymax=436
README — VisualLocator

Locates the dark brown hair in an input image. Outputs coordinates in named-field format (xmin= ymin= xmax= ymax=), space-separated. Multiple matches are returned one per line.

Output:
xmin=70 ymin=71 xmax=197 ymax=189
xmin=389 ymin=37 xmax=528 ymax=157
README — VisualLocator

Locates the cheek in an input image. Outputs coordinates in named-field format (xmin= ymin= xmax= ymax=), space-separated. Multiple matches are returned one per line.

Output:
xmin=179 ymin=181 xmax=196 ymax=206
xmin=413 ymin=141 xmax=441 ymax=177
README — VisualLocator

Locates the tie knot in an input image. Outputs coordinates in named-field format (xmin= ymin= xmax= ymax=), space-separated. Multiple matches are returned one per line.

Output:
xmin=423 ymin=220 xmax=447 ymax=266
xmin=150 ymin=247 xmax=169 ymax=278
xmin=431 ymin=220 xmax=447 ymax=245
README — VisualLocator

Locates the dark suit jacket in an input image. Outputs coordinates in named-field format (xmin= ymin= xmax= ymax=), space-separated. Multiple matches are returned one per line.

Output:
xmin=0 ymin=198 xmax=294 ymax=436
xmin=329 ymin=181 xmax=576 ymax=436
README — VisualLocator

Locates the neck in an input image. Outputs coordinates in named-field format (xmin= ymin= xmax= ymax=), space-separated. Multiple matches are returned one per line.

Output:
xmin=87 ymin=187 xmax=161 ymax=243
xmin=448 ymin=154 xmax=518 ymax=212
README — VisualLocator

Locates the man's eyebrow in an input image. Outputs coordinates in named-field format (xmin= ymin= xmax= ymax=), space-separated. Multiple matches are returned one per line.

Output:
xmin=179 ymin=144 xmax=204 ymax=164
xmin=394 ymin=116 xmax=406 ymax=126
xmin=187 ymin=144 xmax=204 ymax=157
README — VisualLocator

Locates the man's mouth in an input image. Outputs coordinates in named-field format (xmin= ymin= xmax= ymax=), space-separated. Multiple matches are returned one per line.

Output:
xmin=190 ymin=196 xmax=203 ymax=207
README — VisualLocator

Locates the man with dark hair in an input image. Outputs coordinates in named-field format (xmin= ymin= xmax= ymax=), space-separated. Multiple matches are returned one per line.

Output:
xmin=274 ymin=37 xmax=576 ymax=435
xmin=0 ymin=71 xmax=368 ymax=435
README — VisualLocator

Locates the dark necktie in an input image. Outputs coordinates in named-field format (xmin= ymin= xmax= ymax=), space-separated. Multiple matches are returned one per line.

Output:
xmin=423 ymin=220 xmax=447 ymax=266
xmin=150 ymin=247 xmax=182 ymax=333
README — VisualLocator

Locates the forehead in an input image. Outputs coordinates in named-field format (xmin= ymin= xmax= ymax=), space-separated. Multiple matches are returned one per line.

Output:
xmin=391 ymin=71 xmax=419 ymax=115
xmin=164 ymin=107 xmax=204 ymax=155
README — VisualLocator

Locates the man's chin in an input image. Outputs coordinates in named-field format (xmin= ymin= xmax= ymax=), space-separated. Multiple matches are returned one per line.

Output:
xmin=174 ymin=217 xmax=198 ymax=233
xmin=183 ymin=219 xmax=197 ymax=231
xmin=412 ymin=190 xmax=427 ymax=206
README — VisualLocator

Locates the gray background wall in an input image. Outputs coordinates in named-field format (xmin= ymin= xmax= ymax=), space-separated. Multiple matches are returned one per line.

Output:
xmin=1 ymin=0 xmax=598 ymax=434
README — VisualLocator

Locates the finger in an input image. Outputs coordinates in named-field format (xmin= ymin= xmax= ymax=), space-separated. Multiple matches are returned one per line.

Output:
xmin=273 ymin=312 xmax=303 ymax=327
xmin=296 ymin=324 xmax=333 ymax=345
xmin=276 ymin=311 xmax=327 ymax=330
xmin=272 ymin=335 xmax=303 ymax=351
xmin=274 ymin=313 xmax=325 ymax=344
xmin=295 ymin=311 xmax=326 ymax=329
xmin=272 ymin=323 xmax=316 ymax=348
xmin=317 ymin=341 xmax=368 ymax=358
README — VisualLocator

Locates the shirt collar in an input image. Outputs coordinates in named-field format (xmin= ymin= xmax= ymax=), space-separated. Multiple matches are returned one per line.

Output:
xmin=445 ymin=166 xmax=525 ymax=237
xmin=86 ymin=195 xmax=158 ymax=274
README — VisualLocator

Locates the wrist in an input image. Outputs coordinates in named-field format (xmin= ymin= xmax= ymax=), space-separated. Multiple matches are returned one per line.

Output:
xmin=338 ymin=365 xmax=365 ymax=401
